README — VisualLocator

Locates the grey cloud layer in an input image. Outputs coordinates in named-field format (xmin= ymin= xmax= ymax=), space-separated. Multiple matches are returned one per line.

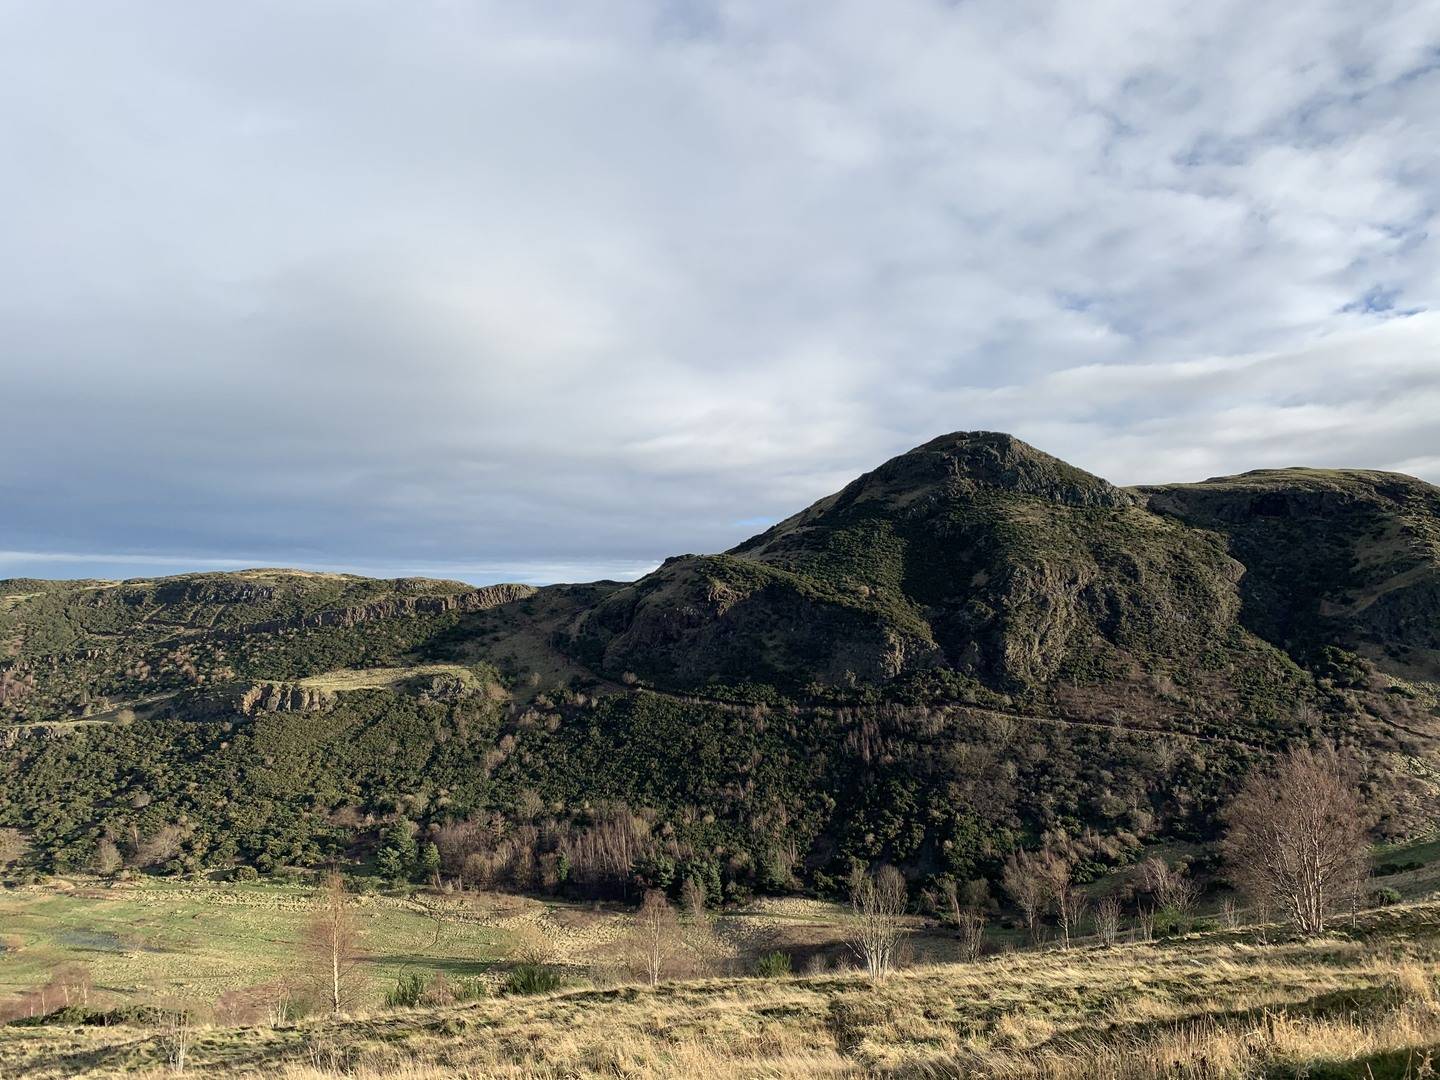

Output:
xmin=3 ymin=1 xmax=1439 ymax=583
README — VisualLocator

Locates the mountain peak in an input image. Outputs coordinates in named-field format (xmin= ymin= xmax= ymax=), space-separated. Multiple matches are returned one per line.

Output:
xmin=851 ymin=430 xmax=1132 ymax=510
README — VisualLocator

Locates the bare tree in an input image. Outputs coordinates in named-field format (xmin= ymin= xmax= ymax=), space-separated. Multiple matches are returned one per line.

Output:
xmin=1219 ymin=897 xmax=1240 ymax=930
xmin=1053 ymin=882 xmax=1087 ymax=950
xmin=940 ymin=878 xmax=962 ymax=931
xmin=1139 ymin=857 xmax=1200 ymax=920
xmin=134 ymin=824 xmax=187 ymax=870
xmin=680 ymin=876 xmax=709 ymax=920
xmin=958 ymin=908 xmax=987 ymax=961
xmin=1093 ymin=895 xmax=1122 ymax=946
xmin=1135 ymin=905 xmax=1156 ymax=942
xmin=306 ymin=871 xmax=364 ymax=1014
xmin=163 ymin=1007 xmax=194 ymax=1075
xmin=1222 ymin=744 xmax=1372 ymax=937
xmin=679 ymin=877 xmax=720 ymax=975
xmin=93 ymin=839 xmax=122 ymax=876
xmin=629 ymin=890 xmax=681 ymax=986
xmin=1035 ymin=853 xmax=1084 ymax=949
xmin=1001 ymin=851 xmax=1052 ymax=941
xmin=846 ymin=865 xmax=907 ymax=980
xmin=940 ymin=877 xmax=986 ymax=961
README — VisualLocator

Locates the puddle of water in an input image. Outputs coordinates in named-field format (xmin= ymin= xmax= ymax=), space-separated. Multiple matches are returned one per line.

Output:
xmin=56 ymin=930 xmax=125 ymax=952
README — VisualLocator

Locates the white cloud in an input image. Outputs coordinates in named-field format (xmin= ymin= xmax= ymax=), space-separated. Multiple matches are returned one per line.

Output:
xmin=1 ymin=0 xmax=1438 ymax=583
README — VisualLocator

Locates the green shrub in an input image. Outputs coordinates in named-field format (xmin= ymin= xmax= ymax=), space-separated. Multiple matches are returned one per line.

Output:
xmin=384 ymin=971 xmax=429 ymax=1008
xmin=1152 ymin=906 xmax=1192 ymax=937
xmin=1372 ymin=887 xmax=1402 ymax=907
xmin=231 ymin=865 xmax=259 ymax=882
xmin=453 ymin=977 xmax=489 ymax=1002
xmin=502 ymin=964 xmax=564 ymax=995
xmin=754 ymin=951 xmax=792 ymax=978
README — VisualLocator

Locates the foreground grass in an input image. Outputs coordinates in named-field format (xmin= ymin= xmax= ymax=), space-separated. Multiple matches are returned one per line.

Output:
xmin=5 ymin=902 xmax=1440 ymax=1078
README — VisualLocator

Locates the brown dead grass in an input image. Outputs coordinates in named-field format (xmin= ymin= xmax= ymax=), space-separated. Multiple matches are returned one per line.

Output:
xmin=7 ymin=901 xmax=1440 ymax=1078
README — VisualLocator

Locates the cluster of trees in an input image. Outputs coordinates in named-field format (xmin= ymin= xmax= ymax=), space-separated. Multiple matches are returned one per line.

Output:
xmin=2 ymin=679 xmax=1281 ymax=895
xmin=428 ymin=799 xmax=773 ymax=905
xmin=374 ymin=820 xmax=440 ymax=886
xmin=827 ymin=743 xmax=1386 ymax=983
xmin=0 ymin=742 xmax=1395 ymax=1038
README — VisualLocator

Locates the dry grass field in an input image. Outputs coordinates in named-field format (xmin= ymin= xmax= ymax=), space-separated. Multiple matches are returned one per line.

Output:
xmin=4 ymin=892 xmax=1440 ymax=1078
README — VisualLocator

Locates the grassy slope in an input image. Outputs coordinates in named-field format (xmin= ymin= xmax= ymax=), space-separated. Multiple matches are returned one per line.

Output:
xmin=6 ymin=901 xmax=1440 ymax=1077
xmin=1143 ymin=466 xmax=1440 ymax=682
xmin=0 ymin=881 xmax=510 ymax=1005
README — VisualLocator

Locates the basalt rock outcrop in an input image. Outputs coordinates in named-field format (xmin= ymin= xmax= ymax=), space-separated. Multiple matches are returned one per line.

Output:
xmin=225 ymin=583 xmax=537 ymax=639
xmin=235 ymin=683 xmax=337 ymax=716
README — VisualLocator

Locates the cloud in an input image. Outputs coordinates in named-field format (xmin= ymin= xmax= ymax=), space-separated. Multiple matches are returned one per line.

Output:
xmin=1 ymin=1 xmax=1439 ymax=583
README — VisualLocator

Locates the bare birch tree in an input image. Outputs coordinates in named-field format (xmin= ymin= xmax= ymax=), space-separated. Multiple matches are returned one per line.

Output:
xmin=306 ymin=871 xmax=364 ymax=1014
xmin=1052 ymin=879 xmax=1086 ymax=950
xmin=1093 ymin=895 xmax=1122 ymax=946
xmin=846 ymin=865 xmax=907 ymax=980
xmin=630 ymin=890 xmax=681 ymax=986
xmin=1139 ymin=857 xmax=1200 ymax=920
xmin=940 ymin=878 xmax=987 ymax=961
xmin=1222 ymin=745 xmax=1372 ymax=937
xmin=1002 ymin=850 xmax=1053 ymax=941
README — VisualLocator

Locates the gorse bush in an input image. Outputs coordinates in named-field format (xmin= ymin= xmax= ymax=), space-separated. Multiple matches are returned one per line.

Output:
xmin=754 ymin=951 xmax=792 ymax=978
xmin=384 ymin=972 xmax=428 ymax=1008
xmin=502 ymin=964 xmax=564 ymax=996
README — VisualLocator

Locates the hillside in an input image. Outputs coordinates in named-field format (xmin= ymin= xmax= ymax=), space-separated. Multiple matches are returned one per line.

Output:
xmin=1144 ymin=467 xmax=1440 ymax=683
xmin=2 ymin=433 xmax=1439 ymax=898
xmin=0 ymin=571 xmax=534 ymax=727
xmin=572 ymin=434 xmax=1263 ymax=700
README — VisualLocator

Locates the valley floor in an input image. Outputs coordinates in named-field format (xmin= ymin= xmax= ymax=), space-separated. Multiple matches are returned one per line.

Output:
xmin=5 ymin=900 xmax=1440 ymax=1078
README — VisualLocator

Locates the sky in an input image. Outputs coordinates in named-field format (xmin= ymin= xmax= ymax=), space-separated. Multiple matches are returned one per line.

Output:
xmin=3 ymin=1 xmax=1440 ymax=585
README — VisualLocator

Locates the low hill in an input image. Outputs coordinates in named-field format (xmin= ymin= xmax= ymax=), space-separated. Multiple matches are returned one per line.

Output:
xmin=0 ymin=571 xmax=533 ymax=724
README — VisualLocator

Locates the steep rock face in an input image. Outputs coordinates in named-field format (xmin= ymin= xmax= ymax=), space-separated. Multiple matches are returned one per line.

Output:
xmin=235 ymin=683 xmax=337 ymax=715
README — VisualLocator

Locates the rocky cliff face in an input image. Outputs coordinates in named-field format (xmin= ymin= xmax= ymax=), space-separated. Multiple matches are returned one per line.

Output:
xmin=234 ymin=683 xmax=336 ymax=716
xmin=224 ymin=583 xmax=537 ymax=639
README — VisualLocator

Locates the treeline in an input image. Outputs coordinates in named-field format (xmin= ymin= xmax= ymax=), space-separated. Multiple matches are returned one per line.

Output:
xmin=1 ymin=684 xmax=1420 ymax=906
